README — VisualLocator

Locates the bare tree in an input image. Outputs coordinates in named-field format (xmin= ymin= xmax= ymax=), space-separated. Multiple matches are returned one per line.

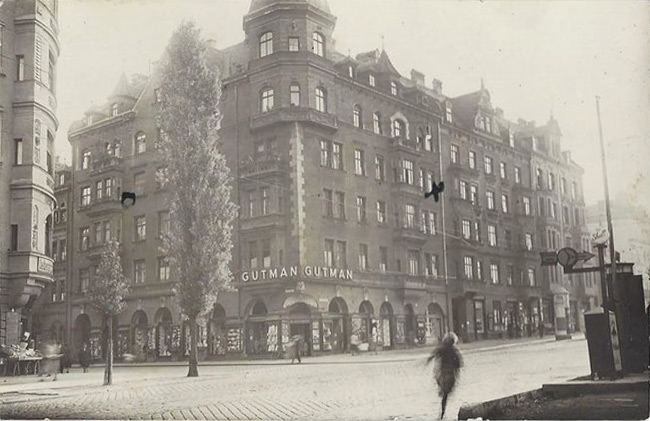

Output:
xmin=86 ymin=240 xmax=129 ymax=385
xmin=156 ymin=21 xmax=237 ymax=377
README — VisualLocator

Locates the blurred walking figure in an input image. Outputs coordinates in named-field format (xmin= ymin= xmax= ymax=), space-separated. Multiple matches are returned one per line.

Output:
xmin=79 ymin=342 xmax=91 ymax=373
xmin=40 ymin=342 xmax=63 ymax=381
xmin=286 ymin=334 xmax=304 ymax=364
xmin=426 ymin=332 xmax=463 ymax=420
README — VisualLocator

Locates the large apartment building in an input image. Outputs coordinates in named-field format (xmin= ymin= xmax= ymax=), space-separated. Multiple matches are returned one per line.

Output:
xmin=34 ymin=0 xmax=595 ymax=360
xmin=0 ymin=0 xmax=59 ymax=346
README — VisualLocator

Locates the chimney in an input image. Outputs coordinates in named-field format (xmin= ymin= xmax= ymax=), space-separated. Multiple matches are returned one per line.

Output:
xmin=410 ymin=69 xmax=425 ymax=87
xmin=431 ymin=79 xmax=442 ymax=95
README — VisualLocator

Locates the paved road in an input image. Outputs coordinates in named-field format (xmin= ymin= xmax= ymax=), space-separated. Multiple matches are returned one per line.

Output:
xmin=0 ymin=337 xmax=590 ymax=420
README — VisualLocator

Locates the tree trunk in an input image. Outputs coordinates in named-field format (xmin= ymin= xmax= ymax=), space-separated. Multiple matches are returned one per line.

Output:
xmin=104 ymin=315 xmax=113 ymax=385
xmin=187 ymin=317 xmax=199 ymax=377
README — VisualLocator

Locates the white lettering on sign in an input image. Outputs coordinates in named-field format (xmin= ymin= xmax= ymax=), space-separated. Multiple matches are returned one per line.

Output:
xmin=240 ymin=266 xmax=353 ymax=282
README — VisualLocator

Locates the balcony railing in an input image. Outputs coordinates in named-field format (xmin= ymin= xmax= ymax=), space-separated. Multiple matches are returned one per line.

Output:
xmin=90 ymin=155 xmax=124 ymax=175
xmin=393 ymin=224 xmax=427 ymax=243
xmin=250 ymin=107 xmax=338 ymax=131
xmin=390 ymin=136 xmax=420 ymax=154
xmin=240 ymin=155 xmax=286 ymax=178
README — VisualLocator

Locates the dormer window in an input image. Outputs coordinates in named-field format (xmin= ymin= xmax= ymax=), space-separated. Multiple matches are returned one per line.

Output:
xmin=111 ymin=103 xmax=118 ymax=117
xmin=348 ymin=65 xmax=354 ymax=78
xmin=390 ymin=81 xmax=398 ymax=96
xmin=312 ymin=32 xmax=324 ymax=57
xmin=445 ymin=103 xmax=453 ymax=123
xmin=477 ymin=115 xmax=485 ymax=131
xmin=260 ymin=32 xmax=273 ymax=58
xmin=532 ymin=136 xmax=538 ymax=151
xmin=508 ymin=130 xmax=515 ymax=147
xmin=485 ymin=116 xmax=491 ymax=133
xmin=369 ymin=74 xmax=375 ymax=87
xmin=86 ymin=115 xmax=93 ymax=125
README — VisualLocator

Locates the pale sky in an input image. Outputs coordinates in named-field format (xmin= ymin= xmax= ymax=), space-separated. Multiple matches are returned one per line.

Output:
xmin=56 ymin=0 xmax=650 ymax=210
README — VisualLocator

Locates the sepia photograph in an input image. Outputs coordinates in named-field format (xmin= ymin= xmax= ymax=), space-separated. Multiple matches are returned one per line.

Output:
xmin=0 ymin=0 xmax=649 ymax=419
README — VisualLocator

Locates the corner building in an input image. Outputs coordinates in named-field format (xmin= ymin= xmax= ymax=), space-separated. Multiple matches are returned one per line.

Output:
xmin=35 ymin=0 xmax=595 ymax=360
xmin=0 ymin=0 xmax=59 ymax=346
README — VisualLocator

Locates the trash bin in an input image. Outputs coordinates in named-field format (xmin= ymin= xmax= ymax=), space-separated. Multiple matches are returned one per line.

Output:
xmin=584 ymin=311 xmax=616 ymax=380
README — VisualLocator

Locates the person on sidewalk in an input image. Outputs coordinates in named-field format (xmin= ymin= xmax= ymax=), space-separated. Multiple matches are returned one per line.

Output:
xmin=426 ymin=332 xmax=463 ymax=420
xmin=79 ymin=343 xmax=91 ymax=373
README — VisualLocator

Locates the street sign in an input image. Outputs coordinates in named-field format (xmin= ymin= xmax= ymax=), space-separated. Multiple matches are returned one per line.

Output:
xmin=592 ymin=228 xmax=609 ymax=246
xmin=540 ymin=251 xmax=558 ymax=266
xmin=557 ymin=247 xmax=578 ymax=268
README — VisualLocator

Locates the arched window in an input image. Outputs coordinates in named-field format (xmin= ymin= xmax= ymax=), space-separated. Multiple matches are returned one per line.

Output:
xmin=259 ymin=32 xmax=273 ymax=58
xmin=81 ymin=149 xmax=91 ymax=170
xmin=373 ymin=112 xmax=382 ymax=135
xmin=135 ymin=132 xmax=146 ymax=154
xmin=315 ymin=87 xmax=326 ymax=113
xmin=312 ymin=32 xmax=324 ymax=57
xmin=353 ymin=105 xmax=362 ymax=128
xmin=260 ymin=88 xmax=274 ymax=112
xmin=290 ymin=84 xmax=300 ymax=107
xmin=393 ymin=119 xmax=406 ymax=138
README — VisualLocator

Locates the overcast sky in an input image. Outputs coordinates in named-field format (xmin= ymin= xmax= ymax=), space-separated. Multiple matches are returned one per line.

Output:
xmin=56 ymin=0 xmax=650 ymax=211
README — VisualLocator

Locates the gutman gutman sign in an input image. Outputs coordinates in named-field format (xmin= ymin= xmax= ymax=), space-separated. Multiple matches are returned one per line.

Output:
xmin=240 ymin=266 xmax=353 ymax=282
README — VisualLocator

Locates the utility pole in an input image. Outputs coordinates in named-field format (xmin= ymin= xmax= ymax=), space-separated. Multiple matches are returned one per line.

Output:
xmin=595 ymin=96 xmax=617 ymax=307
xmin=437 ymin=121 xmax=451 ymax=334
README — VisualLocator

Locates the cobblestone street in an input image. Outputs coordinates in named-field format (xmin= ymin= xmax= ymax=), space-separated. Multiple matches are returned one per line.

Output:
xmin=1 ymin=336 xmax=590 ymax=420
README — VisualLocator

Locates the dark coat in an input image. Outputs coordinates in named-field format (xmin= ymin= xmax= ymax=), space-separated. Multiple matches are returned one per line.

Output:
xmin=427 ymin=342 xmax=463 ymax=396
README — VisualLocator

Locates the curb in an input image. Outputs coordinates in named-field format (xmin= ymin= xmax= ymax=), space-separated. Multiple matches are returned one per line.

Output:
xmin=542 ymin=379 xmax=649 ymax=398
xmin=458 ymin=388 xmax=544 ymax=420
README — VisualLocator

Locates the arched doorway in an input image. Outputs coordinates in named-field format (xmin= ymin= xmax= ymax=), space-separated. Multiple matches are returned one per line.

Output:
xmin=154 ymin=308 xmax=173 ymax=358
xmin=208 ymin=303 xmax=226 ymax=356
xmin=357 ymin=301 xmax=374 ymax=346
xmin=404 ymin=304 xmax=417 ymax=345
xmin=379 ymin=302 xmax=394 ymax=349
xmin=131 ymin=310 xmax=149 ymax=360
xmin=288 ymin=303 xmax=312 ymax=356
xmin=327 ymin=297 xmax=349 ymax=352
xmin=247 ymin=299 xmax=268 ymax=355
xmin=73 ymin=314 xmax=91 ymax=355
xmin=426 ymin=303 xmax=444 ymax=343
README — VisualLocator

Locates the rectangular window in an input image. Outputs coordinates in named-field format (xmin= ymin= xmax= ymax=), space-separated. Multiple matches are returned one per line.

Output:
xmin=375 ymin=155 xmax=385 ymax=181
xmin=104 ymin=220 xmax=111 ymax=242
xmin=525 ymin=233 xmax=533 ymax=250
xmin=523 ymin=197 xmax=531 ymax=215
xmin=96 ymin=180 xmax=103 ymax=200
xmin=80 ymin=269 xmax=89 ymax=293
xmin=464 ymin=256 xmax=474 ymax=279
xmin=462 ymin=219 xmax=471 ymax=239
xmin=528 ymin=268 xmax=536 ymax=286
xmin=16 ymin=55 xmax=24 ymax=81
xmin=356 ymin=196 xmax=367 ymax=223
xmin=476 ymin=260 xmax=483 ymax=280
xmin=290 ymin=84 xmax=300 ymax=106
xmin=332 ymin=142 xmax=342 ymax=170
xmin=134 ymin=260 xmax=146 ymax=284
xmin=105 ymin=178 xmax=113 ymax=198
xmin=459 ymin=181 xmax=467 ymax=200
xmin=260 ymin=187 xmax=270 ymax=215
xmin=323 ymin=189 xmax=333 ymax=217
xmin=514 ymin=167 xmax=521 ymax=184
xmin=335 ymin=241 xmax=347 ymax=269
xmin=14 ymin=139 xmax=23 ymax=164
xmin=288 ymin=37 xmax=300 ymax=52
xmin=470 ymin=184 xmax=478 ymax=205
xmin=249 ymin=241 xmax=258 ymax=269
xmin=80 ymin=227 xmax=89 ymax=251
xmin=469 ymin=151 xmax=476 ymax=169
xmin=354 ymin=149 xmax=365 ymax=176
xmin=405 ymin=204 xmax=416 ymax=228
xmin=262 ymin=239 xmax=271 ymax=268
xmin=563 ymin=206 xmax=569 ymax=224
xmin=369 ymin=74 xmax=375 ymax=86
xmin=490 ymin=263 xmax=499 ymax=284
xmin=158 ymin=211 xmax=170 ymax=238
xmin=484 ymin=156 xmax=493 ymax=174
xmin=247 ymin=190 xmax=256 ymax=218
xmin=334 ymin=191 xmax=345 ymax=219
xmin=134 ymin=215 xmax=146 ymax=241
xmin=571 ymin=182 xmax=577 ymax=200
xmin=451 ymin=144 xmax=459 ymax=164
xmin=94 ymin=222 xmax=102 ymax=245
xmin=379 ymin=246 xmax=388 ymax=272
xmin=428 ymin=212 xmax=437 ymax=235
xmin=10 ymin=225 xmax=18 ymax=250
xmin=158 ymin=257 xmax=170 ymax=281
xmin=551 ymin=202 xmax=557 ymax=220
xmin=81 ymin=186 xmax=91 ymax=206
xmin=500 ymin=162 xmax=507 ymax=179
xmin=324 ymin=239 xmax=334 ymax=267
xmin=488 ymin=224 xmax=497 ymax=246
xmin=425 ymin=254 xmax=439 ymax=277
xmin=402 ymin=159 xmax=414 ymax=184
xmin=507 ymin=265 xmax=514 ymax=285
xmin=60 ymin=239 xmax=67 ymax=261
xmin=358 ymin=243 xmax=368 ymax=270
xmin=419 ymin=169 xmax=425 ymax=191
xmin=486 ymin=191 xmax=495 ymax=210
xmin=134 ymin=172 xmax=146 ymax=196
xmin=501 ymin=194 xmax=509 ymax=213
xmin=320 ymin=140 xmax=330 ymax=167
xmin=446 ymin=103 xmax=453 ymax=122
xmin=474 ymin=221 xmax=481 ymax=242
xmin=408 ymin=249 xmax=419 ymax=275
xmin=376 ymin=200 xmax=386 ymax=224
xmin=561 ymin=177 xmax=567 ymax=195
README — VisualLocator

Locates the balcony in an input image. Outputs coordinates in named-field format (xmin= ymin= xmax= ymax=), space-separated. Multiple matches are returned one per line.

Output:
xmin=390 ymin=136 xmax=420 ymax=155
xmin=240 ymin=213 xmax=288 ymax=232
xmin=447 ymin=162 xmax=479 ymax=177
xmin=391 ymin=181 xmax=422 ymax=198
xmin=393 ymin=224 xmax=427 ymax=243
xmin=240 ymin=155 xmax=287 ymax=178
xmin=6 ymin=252 xmax=54 ymax=307
xmin=90 ymin=155 xmax=124 ymax=176
xmin=82 ymin=197 xmax=123 ymax=217
xmin=250 ymin=107 xmax=338 ymax=132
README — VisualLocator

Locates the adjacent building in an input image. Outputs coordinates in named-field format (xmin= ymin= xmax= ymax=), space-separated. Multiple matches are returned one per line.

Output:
xmin=32 ymin=0 xmax=596 ymax=360
xmin=0 ymin=0 xmax=59 ymax=346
